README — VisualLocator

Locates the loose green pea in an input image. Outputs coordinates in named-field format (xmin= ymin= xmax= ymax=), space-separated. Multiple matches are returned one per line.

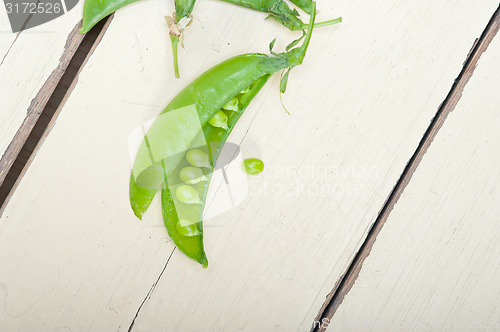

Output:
xmin=208 ymin=110 xmax=229 ymax=130
xmin=176 ymin=185 xmax=203 ymax=204
xmin=179 ymin=166 xmax=207 ymax=184
xmin=186 ymin=149 xmax=210 ymax=168
xmin=243 ymin=158 xmax=264 ymax=175
xmin=222 ymin=97 xmax=240 ymax=112
xmin=177 ymin=220 xmax=201 ymax=237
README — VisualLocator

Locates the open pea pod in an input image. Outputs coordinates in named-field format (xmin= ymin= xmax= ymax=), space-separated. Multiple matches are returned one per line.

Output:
xmin=129 ymin=77 xmax=270 ymax=267
xmin=130 ymin=2 xmax=319 ymax=267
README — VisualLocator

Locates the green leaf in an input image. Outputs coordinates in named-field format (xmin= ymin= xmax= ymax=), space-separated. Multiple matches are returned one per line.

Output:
xmin=269 ymin=38 xmax=277 ymax=53
xmin=286 ymin=30 xmax=306 ymax=51
xmin=280 ymin=69 xmax=291 ymax=93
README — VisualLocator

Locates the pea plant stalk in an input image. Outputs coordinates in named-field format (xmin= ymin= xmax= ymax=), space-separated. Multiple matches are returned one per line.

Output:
xmin=166 ymin=0 xmax=197 ymax=78
xmin=130 ymin=2 xmax=320 ymax=267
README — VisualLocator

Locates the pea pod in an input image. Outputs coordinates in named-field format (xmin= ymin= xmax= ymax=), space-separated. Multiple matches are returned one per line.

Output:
xmin=158 ymin=76 xmax=269 ymax=268
xmin=219 ymin=0 xmax=341 ymax=31
xmin=130 ymin=2 xmax=319 ymax=267
xmin=80 ymin=0 xmax=140 ymax=33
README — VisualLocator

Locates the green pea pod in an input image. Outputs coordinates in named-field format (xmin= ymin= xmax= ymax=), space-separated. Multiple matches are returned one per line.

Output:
xmin=80 ymin=0 xmax=140 ymax=34
xmin=130 ymin=2 xmax=318 ymax=266
xmin=219 ymin=0 xmax=340 ymax=31
xmin=159 ymin=75 xmax=270 ymax=268
xmin=175 ymin=0 xmax=196 ymax=19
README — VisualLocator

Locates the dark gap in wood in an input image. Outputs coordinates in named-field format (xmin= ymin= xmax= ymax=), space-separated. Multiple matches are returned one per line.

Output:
xmin=0 ymin=18 xmax=109 ymax=212
xmin=310 ymin=5 xmax=500 ymax=332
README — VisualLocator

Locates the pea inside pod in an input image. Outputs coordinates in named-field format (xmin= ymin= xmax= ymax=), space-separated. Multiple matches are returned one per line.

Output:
xmin=180 ymin=166 xmax=208 ymax=184
xmin=176 ymin=185 xmax=203 ymax=204
xmin=208 ymin=111 xmax=230 ymax=131
xmin=186 ymin=149 xmax=211 ymax=168
xmin=222 ymin=97 xmax=240 ymax=112
xmin=177 ymin=221 xmax=201 ymax=237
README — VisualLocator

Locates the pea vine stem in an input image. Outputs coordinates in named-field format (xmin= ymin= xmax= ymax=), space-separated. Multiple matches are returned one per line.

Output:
xmin=313 ymin=17 xmax=342 ymax=28
xmin=170 ymin=35 xmax=181 ymax=78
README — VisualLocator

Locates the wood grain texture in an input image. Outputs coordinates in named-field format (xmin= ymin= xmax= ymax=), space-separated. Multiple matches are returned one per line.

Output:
xmin=313 ymin=6 xmax=500 ymax=330
xmin=0 ymin=13 xmax=17 ymax=62
xmin=0 ymin=0 xmax=498 ymax=331
xmin=0 ymin=16 xmax=113 ymax=216
xmin=327 ymin=26 xmax=500 ymax=332
xmin=0 ymin=6 xmax=84 ymax=187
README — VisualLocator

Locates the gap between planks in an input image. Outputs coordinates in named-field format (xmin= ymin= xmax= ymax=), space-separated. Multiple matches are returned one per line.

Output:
xmin=127 ymin=248 xmax=176 ymax=332
xmin=310 ymin=4 xmax=500 ymax=332
xmin=0 ymin=16 xmax=114 ymax=216
xmin=0 ymin=23 xmax=83 ymax=187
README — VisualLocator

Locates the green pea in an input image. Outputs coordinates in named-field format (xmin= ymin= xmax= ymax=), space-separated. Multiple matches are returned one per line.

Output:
xmin=208 ymin=110 xmax=229 ymax=130
xmin=186 ymin=149 xmax=211 ymax=168
xmin=177 ymin=220 xmax=201 ymax=237
xmin=176 ymin=185 xmax=203 ymax=204
xmin=179 ymin=166 xmax=207 ymax=184
xmin=243 ymin=158 xmax=264 ymax=175
xmin=240 ymin=86 xmax=252 ymax=94
xmin=222 ymin=97 xmax=240 ymax=112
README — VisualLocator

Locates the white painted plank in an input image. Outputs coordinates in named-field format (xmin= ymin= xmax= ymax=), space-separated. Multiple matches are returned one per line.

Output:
xmin=0 ymin=4 xmax=82 ymax=172
xmin=0 ymin=0 xmax=498 ymax=331
xmin=328 ymin=31 xmax=500 ymax=331
xmin=0 ymin=10 xmax=16 ymax=59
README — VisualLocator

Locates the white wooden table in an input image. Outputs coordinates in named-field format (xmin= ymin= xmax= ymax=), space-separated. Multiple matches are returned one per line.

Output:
xmin=1 ymin=0 xmax=499 ymax=331
xmin=0 ymin=5 xmax=84 ymax=185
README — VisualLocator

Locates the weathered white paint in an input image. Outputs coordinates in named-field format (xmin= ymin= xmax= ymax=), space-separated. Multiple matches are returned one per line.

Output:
xmin=0 ymin=4 xmax=82 ymax=165
xmin=0 ymin=9 xmax=17 ymax=58
xmin=0 ymin=0 xmax=498 ymax=331
xmin=329 ymin=31 xmax=500 ymax=332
